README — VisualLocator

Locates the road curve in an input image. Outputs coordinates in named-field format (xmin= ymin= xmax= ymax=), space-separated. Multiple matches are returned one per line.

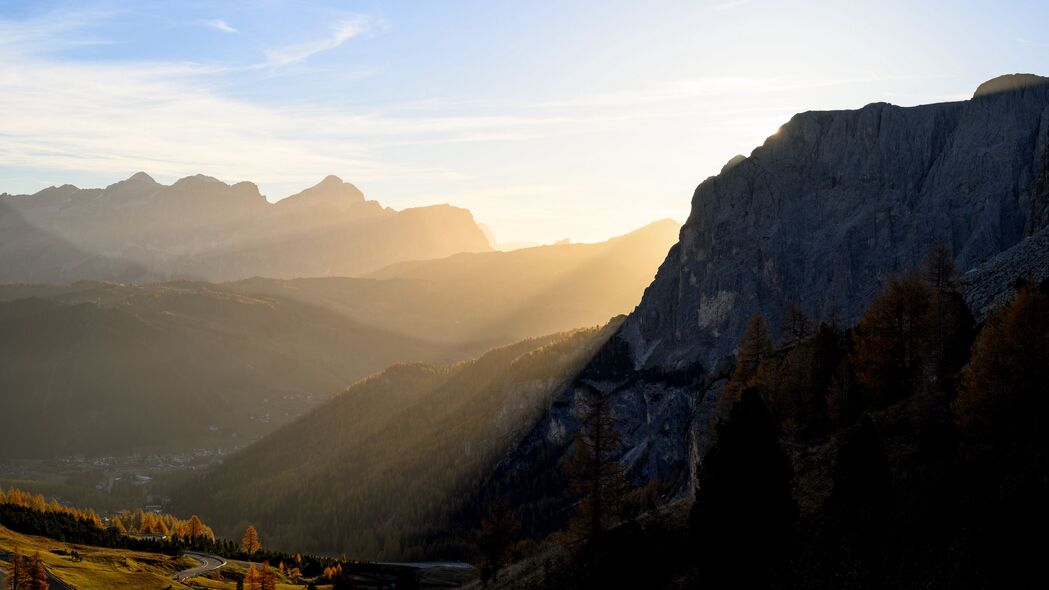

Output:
xmin=173 ymin=552 xmax=228 ymax=583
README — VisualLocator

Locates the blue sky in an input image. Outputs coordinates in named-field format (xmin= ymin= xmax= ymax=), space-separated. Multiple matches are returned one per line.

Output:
xmin=1 ymin=0 xmax=1047 ymax=243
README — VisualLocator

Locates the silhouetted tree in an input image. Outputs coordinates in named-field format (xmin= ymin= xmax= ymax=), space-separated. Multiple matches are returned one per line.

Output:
xmin=823 ymin=415 xmax=892 ymax=588
xmin=782 ymin=303 xmax=814 ymax=347
xmin=719 ymin=315 xmax=775 ymax=416
xmin=476 ymin=501 xmax=521 ymax=585
xmin=565 ymin=387 xmax=627 ymax=549
xmin=692 ymin=388 xmax=796 ymax=589
xmin=852 ymin=272 xmax=932 ymax=406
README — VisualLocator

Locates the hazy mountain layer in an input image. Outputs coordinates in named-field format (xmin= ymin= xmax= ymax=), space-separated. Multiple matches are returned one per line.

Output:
xmin=176 ymin=324 xmax=620 ymax=560
xmin=0 ymin=174 xmax=491 ymax=283
xmin=0 ymin=282 xmax=458 ymax=459
xmin=0 ymin=220 xmax=676 ymax=460
xmin=228 ymin=219 xmax=680 ymax=346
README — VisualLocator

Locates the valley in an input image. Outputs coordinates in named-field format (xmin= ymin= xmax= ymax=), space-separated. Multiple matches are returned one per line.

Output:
xmin=1 ymin=9 xmax=1048 ymax=584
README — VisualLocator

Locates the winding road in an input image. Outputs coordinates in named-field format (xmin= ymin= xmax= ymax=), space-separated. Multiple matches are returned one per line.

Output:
xmin=173 ymin=552 xmax=228 ymax=583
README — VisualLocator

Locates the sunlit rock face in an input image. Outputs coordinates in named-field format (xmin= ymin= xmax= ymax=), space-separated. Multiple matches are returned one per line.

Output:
xmin=626 ymin=73 xmax=1049 ymax=372
xmin=488 ymin=74 xmax=1049 ymax=533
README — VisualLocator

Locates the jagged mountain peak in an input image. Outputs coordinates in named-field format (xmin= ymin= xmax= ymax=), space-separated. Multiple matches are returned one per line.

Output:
xmin=278 ymin=175 xmax=366 ymax=209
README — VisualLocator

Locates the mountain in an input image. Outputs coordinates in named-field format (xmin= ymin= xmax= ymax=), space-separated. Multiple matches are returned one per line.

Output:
xmin=474 ymin=74 xmax=1049 ymax=535
xmin=228 ymin=219 xmax=680 ymax=346
xmin=175 ymin=323 xmax=620 ymax=560
xmin=0 ymin=174 xmax=491 ymax=283
xmin=0 ymin=281 xmax=459 ymax=459
xmin=0 ymin=219 xmax=676 ymax=462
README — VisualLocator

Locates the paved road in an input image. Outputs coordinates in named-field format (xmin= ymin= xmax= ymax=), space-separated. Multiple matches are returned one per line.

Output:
xmin=173 ymin=552 xmax=228 ymax=583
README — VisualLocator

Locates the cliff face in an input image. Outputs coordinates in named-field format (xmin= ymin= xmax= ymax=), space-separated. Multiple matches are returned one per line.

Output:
xmin=627 ymin=74 xmax=1049 ymax=372
xmin=485 ymin=75 xmax=1049 ymax=533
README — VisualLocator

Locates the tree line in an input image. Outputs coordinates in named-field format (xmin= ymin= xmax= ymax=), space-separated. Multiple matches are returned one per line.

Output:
xmin=472 ymin=245 xmax=1049 ymax=589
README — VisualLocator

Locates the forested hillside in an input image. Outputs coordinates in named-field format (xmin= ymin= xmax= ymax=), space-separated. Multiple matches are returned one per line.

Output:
xmin=229 ymin=219 xmax=679 ymax=346
xmin=0 ymin=282 xmax=455 ymax=458
xmin=177 ymin=323 xmax=622 ymax=560
xmin=476 ymin=254 xmax=1049 ymax=590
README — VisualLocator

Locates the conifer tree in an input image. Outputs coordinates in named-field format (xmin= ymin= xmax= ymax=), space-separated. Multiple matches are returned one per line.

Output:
xmin=187 ymin=515 xmax=206 ymax=539
xmin=852 ymin=272 xmax=932 ymax=406
xmin=28 ymin=553 xmax=48 ymax=590
xmin=8 ymin=548 xmax=25 ymax=590
xmin=476 ymin=501 xmax=521 ymax=585
xmin=261 ymin=566 xmax=277 ymax=590
xmin=719 ymin=315 xmax=775 ymax=416
xmin=691 ymin=388 xmax=796 ymax=589
xmin=241 ymin=525 xmax=262 ymax=558
xmin=565 ymin=387 xmax=627 ymax=548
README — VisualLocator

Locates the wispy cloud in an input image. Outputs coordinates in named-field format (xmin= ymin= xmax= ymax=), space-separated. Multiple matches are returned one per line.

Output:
xmin=709 ymin=0 xmax=752 ymax=11
xmin=261 ymin=16 xmax=379 ymax=67
xmin=203 ymin=19 xmax=238 ymax=34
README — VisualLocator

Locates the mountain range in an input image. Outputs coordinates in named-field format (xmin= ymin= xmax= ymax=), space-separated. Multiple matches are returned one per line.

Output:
xmin=0 ymin=221 xmax=678 ymax=459
xmin=176 ymin=74 xmax=1049 ymax=563
xmin=0 ymin=174 xmax=491 ymax=283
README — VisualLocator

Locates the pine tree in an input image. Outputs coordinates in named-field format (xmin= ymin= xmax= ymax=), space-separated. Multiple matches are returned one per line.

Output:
xmin=244 ymin=564 xmax=262 ymax=590
xmin=241 ymin=525 xmax=262 ymax=558
xmin=565 ymin=387 xmax=627 ymax=549
xmin=691 ymin=388 xmax=796 ymax=589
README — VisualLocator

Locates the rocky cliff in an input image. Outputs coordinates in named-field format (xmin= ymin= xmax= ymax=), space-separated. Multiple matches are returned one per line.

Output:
xmin=484 ymin=74 xmax=1049 ymax=535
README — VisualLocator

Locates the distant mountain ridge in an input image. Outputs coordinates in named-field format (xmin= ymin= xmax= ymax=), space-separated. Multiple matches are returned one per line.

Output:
xmin=0 ymin=173 xmax=492 ymax=283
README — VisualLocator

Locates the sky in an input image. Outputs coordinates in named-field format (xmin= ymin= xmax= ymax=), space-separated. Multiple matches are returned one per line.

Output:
xmin=1 ymin=1 xmax=1048 ymax=244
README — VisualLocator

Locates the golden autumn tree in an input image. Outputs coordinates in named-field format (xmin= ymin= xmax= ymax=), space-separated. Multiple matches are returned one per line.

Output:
xmin=261 ymin=566 xmax=277 ymax=590
xmin=244 ymin=564 xmax=263 ymax=590
xmin=186 ymin=514 xmax=206 ymax=539
xmin=28 ymin=552 xmax=49 ymax=590
xmin=241 ymin=525 xmax=262 ymax=558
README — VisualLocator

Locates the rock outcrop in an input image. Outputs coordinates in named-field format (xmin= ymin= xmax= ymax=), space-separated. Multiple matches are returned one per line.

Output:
xmin=485 ymin=74 xmax=1049 ymax=534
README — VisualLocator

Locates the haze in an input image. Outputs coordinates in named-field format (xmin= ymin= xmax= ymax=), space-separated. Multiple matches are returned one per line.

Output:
xmin=3 ymin=0 xmax=1048 ymax=244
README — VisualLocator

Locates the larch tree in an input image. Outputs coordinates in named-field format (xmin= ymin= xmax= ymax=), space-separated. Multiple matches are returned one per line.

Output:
xmin=565 ymin=386 xmax=627 ymax=549
xmin=8 ymin=548 xmax=25 ymax=590
xmin=261 ymin=566 xmax=277 ymax=590
xmin=719 ymin=314 xmax=775 ymax=416
xmin=187 ymin=514 xmax=206 ymax=539
xmin=241 ymin=525 xmax=262 ymax=558
xmin=28 ymin=552 xmax=48 ymax=590
xmin=852 ymin=272 xmax=932 ymax=406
